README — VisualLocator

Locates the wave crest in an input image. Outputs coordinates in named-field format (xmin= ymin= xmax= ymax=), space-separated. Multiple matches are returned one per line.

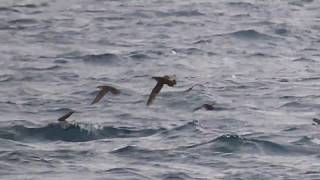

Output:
xmin=187 ymin=134 xmax=318 ymax=155
xmin=226 ymin=29 xmax=279 ymax=40
xmin=0 ymin=123 xmax=161 ymax=142
xmin=82 ymin=53 xmax=122 ymax=65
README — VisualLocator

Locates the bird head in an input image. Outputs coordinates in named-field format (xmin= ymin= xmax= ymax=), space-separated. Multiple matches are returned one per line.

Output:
xmin=168 ymin=75 xmax=176 ymax=86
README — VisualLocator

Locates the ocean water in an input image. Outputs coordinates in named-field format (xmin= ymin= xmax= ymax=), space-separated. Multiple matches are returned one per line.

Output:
xmin=1 ymin=0 xmax=320 ymax=179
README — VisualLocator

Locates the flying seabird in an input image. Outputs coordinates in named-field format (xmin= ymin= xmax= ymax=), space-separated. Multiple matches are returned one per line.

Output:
xmin=146 ymin=75 xmax=176 ymax=106
xmin=91 ymin=85 xmax=120 ymax=105
xmin=57 ymin=110 xmax=75 ymax=122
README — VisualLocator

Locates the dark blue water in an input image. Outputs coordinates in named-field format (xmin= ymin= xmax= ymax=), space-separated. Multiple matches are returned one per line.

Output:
xmin=1 ymin=0 xmax=320 ymax=179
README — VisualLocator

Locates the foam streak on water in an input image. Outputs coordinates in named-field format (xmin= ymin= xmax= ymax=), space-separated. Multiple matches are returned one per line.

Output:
xmin=1 ymin=0 xmax=320 ymax=179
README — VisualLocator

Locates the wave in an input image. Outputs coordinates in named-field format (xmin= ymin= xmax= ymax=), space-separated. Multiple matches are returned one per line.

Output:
xmin=280 ymin=101 xmax=314 ymax=109
xmin=0 ymin=123 xmax=162 ymax=142
xmin=248 ymin=52 xmax=277 ymax=58
xmin=8 ymin=18 xmax=38 ymax=25
xmin=274 ymin=27 xmax=289 ymax=36
xmin=13 ymin=3 xmax=48 ymax=8
xmin=292 ymin=136 xmax=317 ymax=146
xmin=82 ymin=53 xmax=122 ymax=65
xmin=296 ymin=77 xmax=320 ymax=82
xmin=53 ymin=59 xmax=68 ymax=64
xmin=100 ymin=168 xmax=150 ymax=179
xmin=159 ymin=121 xmax=203 ymax=138
xmin=128 ymin=52 xmax=152 ymax=60
xmin=161 ymin=172 xmax=194 ymax=180
xmin=0 ymin=74 xmax=14 ymax=82
xmin=19 ymin=65 xmax=61 ymax=71
xmin=224 ymin=29 xmax=279 ymax=40
xmin=125 ymin=11 xmax=152 ymax=18
xmin=110 ymin=133 xmax=320 ymax=158
xmin=46 ymin=107 xmax=74 ymax=113
xmin=0 ymin=7 xmax=20 ymax=13
xmin=193 ymin=38 xmax=212 ymax=44
xmin=110 ymin=145 xmax=169 ymax=161
xmin=292 ymin=57 xmax=316 ymax=62
xmin=289 ymin=0 xmax=313 ymax=7
xmin=155 ymin=10 xmax=205 ymax=17
xmin=186 ymin=134 xmax=319 ymax=155
xmin=226 ymin=2 xmax=256 ymax=8
xmin=111 ymin=145 xmax=154 ymax=154
xmin=172 ymin=48 xmax=205 ymax=55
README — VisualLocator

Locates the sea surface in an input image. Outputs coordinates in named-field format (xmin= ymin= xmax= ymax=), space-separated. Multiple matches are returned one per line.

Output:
xmin=1 ymin=0 xmax=320 ymax=179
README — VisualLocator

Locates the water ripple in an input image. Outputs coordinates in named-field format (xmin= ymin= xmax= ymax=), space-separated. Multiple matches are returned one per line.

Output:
xmin=0 ymin=123 xmax=163 ymax=142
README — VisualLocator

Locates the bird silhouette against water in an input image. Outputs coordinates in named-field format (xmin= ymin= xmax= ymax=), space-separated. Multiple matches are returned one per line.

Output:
xmin=147 ymin=75 xmax=176 ymax=106
xmin=57 ymin=110 xmax=75 ymax=122
xmin=91 ymin=85 xmax=120 ymax=105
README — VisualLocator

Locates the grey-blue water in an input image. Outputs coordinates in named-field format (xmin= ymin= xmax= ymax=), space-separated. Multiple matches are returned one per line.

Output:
xmin=1 ymin=0 xmax=320 ymax=179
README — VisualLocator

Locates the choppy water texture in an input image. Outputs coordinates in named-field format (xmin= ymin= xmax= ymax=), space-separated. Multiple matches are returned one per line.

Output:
xmin=1 ymin=0 xmax=320 ymax=179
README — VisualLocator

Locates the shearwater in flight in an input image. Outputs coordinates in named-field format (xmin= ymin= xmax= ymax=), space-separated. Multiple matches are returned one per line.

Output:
xmin=147 ymin=75 xmax=176 ymax=106
xmin=91 ymin=85 xmax=121 ymax=105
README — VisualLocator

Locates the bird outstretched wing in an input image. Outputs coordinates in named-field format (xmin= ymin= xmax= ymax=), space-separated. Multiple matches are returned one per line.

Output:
xmin=147 ymin=82 xmax=163 ymax=106
xmin=57 ymin=110 xmax=74 ymax=122
xmin=91 ymin=88 xmax=108 ymax=105
xmin=91 ymin=86 xmax=120 ymax=105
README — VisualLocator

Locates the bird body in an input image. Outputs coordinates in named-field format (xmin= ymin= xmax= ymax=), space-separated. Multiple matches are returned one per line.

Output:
xmin=91 ymin=85 xmax=120 ymax=105
xmin=147 ymin=75 xmax=176 ymax=106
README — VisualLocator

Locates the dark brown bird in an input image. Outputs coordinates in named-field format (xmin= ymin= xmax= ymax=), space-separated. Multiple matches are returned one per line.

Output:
xmin=312 ymin=118 xmax=320 ymax=125
xmin=147 ymin=75 xmax=176 ymax=106
xmin=57 ymin=110 xmax=75 ymax=122
xmin=91 ymin=85 xmax=120 ymax=105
